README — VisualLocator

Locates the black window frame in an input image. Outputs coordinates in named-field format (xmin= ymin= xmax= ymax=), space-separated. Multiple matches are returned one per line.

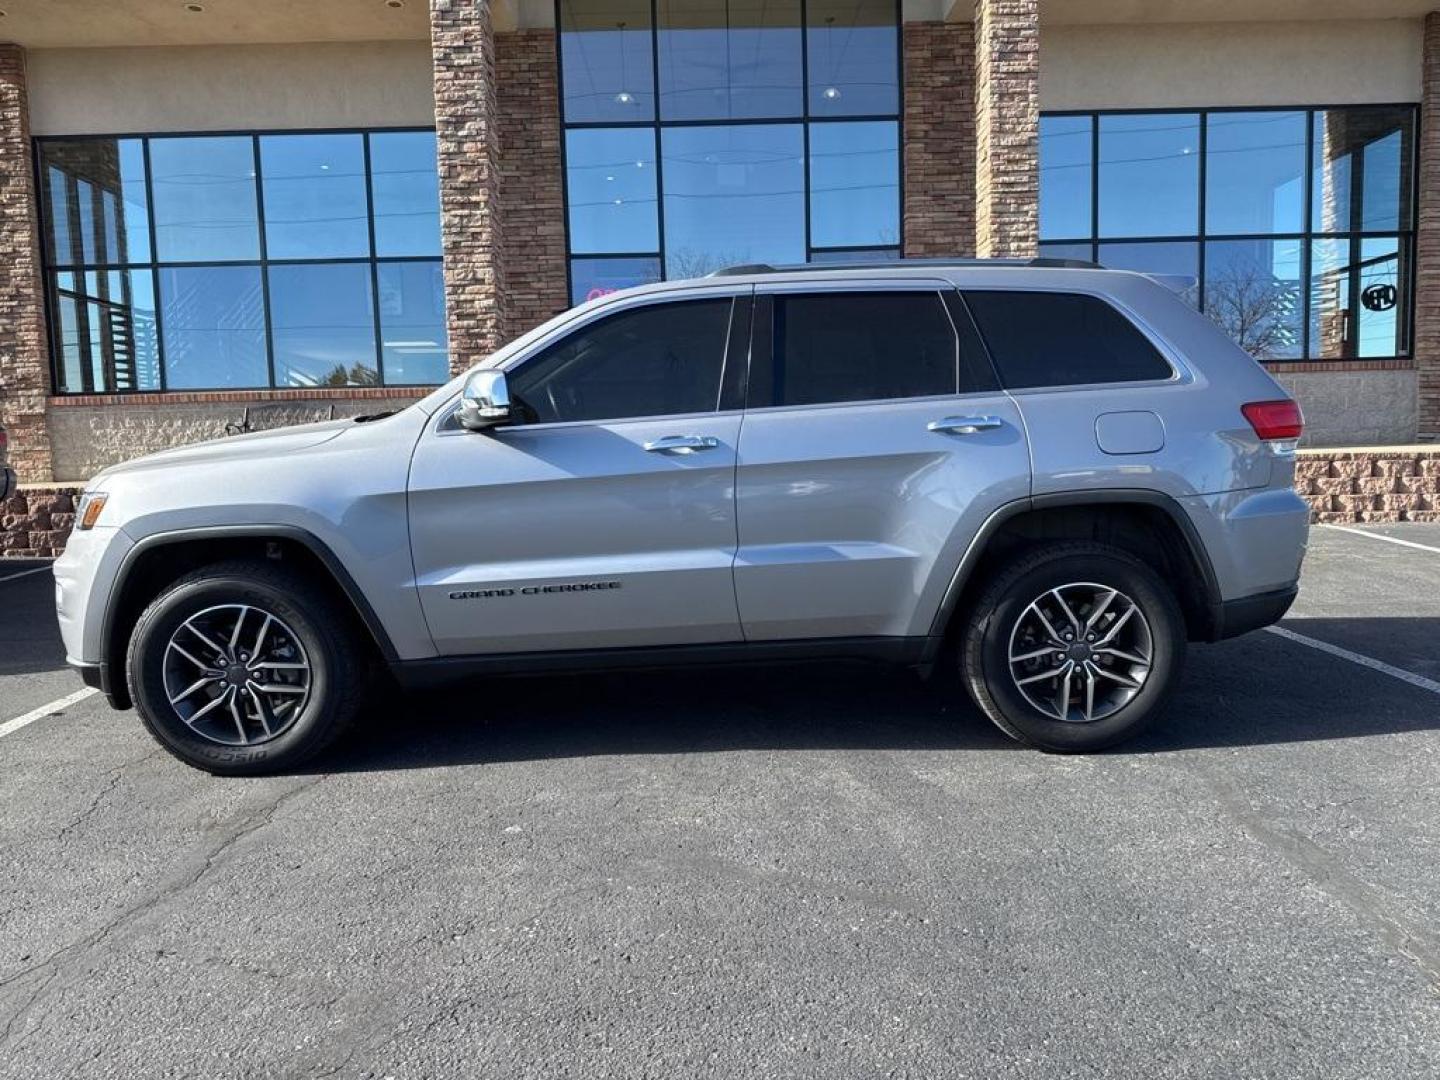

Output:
xmin=34 ymin=125 xmax=445 ymax=396
xmin=1039 ymin=103 xmax=1421 ymax=364
xmin=556 ymin=0 xmax=905 ymax=302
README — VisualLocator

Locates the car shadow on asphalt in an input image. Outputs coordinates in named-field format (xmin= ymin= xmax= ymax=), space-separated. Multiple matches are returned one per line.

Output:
xmin=320 ymin=622 xmax=1440 ymax=773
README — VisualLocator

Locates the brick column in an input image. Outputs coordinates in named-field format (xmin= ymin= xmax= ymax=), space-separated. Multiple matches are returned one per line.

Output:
xmin=0 ymin=44 xmax=53 ymax=482
xmin=902 ymin=22 xmax=976 ymax=258
xmin=496 ymin=29 xmax=568 ymax=337
xmin=973 ymin=0 xmax=1039 ymax=259
xmin=431 ymin=0 xmax=508 ymax=377
xmin=1418 ymin=12 xmax=1440 ymax=438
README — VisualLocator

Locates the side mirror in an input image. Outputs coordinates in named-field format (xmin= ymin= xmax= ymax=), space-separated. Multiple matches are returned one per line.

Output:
xmin=456 ymin=370 xmax=512 ymax=431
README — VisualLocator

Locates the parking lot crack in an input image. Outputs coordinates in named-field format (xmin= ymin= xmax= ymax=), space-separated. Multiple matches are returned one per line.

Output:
xmin=53 ymin=748 xmax=162 ymax=842
xmin=0 ymin=774 xmax=327 ymax=1051
xmin=1200 ymin=765 xmax=1440 ymax=988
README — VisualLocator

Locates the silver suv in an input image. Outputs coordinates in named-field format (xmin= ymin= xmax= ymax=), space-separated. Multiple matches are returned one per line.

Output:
xmin=54 ymin=260 xmax=1309 ymax=774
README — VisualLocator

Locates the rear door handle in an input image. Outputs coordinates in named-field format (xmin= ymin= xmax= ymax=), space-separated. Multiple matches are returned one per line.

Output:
xmin=643 ymin=434 xmax=720 ymax=453
xmin=927 ymin=415 xmax=1004 ymax=435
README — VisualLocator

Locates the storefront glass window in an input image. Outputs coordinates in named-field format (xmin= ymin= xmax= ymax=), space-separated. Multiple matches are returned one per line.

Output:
xmin=39 ymin=129 xmax=446 ymax=393
xmin=560 ymin=0 xmax=900 ymax=296
xmin=1041 ymin=106 xmax=1416 ymax=361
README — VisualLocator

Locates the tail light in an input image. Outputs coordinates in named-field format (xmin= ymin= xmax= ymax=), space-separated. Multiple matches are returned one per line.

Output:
xmin=1241 ymin=400 xmax=1303 ymax=442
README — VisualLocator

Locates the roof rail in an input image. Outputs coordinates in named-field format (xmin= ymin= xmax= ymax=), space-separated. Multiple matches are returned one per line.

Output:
xmin=708 ymin=256 xmax=1099 ymax=277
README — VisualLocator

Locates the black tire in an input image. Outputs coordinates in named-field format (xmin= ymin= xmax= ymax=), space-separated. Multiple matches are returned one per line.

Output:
xmin=126 ymin=559 xmax=367 ymax=775
xmin=959 ymin=542 xmax=1185 ymax=753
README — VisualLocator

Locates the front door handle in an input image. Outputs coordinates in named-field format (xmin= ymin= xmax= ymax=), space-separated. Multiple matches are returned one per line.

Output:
xmin=927 ymin=415 xmax=1004 ymax=435
xmin=643 ymin=434 xmax=721 ymax=453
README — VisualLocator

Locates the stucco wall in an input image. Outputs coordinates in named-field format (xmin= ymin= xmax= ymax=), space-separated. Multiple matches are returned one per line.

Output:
xmin=1273 ymin=369 xmax=1420 ymax=448
xmin=47 ymin=397 xmax=424 ymax=482
xmin=26 ymin=41 xmax=435 ymax=135
xmin=1041 ymin=20 xmax=1423 ymax=109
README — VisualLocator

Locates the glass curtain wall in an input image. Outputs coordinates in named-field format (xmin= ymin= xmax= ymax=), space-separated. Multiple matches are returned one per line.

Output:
xmin=1039 ymin=106 xmax=1416 ymax=361
xmin=39 ymin=129 xmax=447 ymax=394
xmin=559 ymin=0 xmax=901 ymax=304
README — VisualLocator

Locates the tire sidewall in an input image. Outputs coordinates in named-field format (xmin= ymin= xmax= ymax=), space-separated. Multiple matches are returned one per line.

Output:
xmin=976 ymin=552 xmax=1184 ymax=752
xmin=128 ymin=574 xmax=343 ymax=774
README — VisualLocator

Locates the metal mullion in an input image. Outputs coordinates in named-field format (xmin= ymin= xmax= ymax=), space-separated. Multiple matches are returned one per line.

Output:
xmin=142 ymin=139 xmax=169 ymax=392
xmin=893 ymin=0 xmax=904 ymax=256
xmin=1197 ymin=112 xmax=1207 ymax=311
xmin=650 ymin=0 xmax=667 ymax=278
xmin=1090 ymin=116 xmax=1100 ymax=252
xmin=556 ymin=13 xmax=576 ymax=306
xmin=800 ymin=0 xmax=812 ymax=259
xmin=252 ymin=135 xmax=278 ymax=389
xmin=363 ymin=134 xmax=386 ymax=384
xmin=1301 ymin=109 xmax=1315 ymax=360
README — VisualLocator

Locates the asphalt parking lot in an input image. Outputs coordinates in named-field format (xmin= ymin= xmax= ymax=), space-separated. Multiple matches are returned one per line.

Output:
xmin=2 ymin=525 xmax=1439 ymax=1078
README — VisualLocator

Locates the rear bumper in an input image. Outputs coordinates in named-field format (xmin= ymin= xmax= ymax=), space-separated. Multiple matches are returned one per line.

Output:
xmin=1209 ymin=585 xmax=1297 ymax=641
xmin=69 ymin=659 xmax=129 ymax=710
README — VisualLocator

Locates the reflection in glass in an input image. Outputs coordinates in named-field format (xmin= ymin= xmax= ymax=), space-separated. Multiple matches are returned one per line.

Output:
xmin=370 ymin=131 xmax=442 ymax=257
xmin=806 ymin=0 xmax=898 ymax=116
xmin=809 ymin=121 xmax=898 ymax=249
xmin=1204 ymin=239 xmax=1303 ymax=360
xmin=566 ymin=128 xmax=659 ymax=254
xmin=41 ymin=139 xmax=152 ymax=266
xmin=1098 ymin=113 xmax=1199 ymax=238
xmin=160 ymin=265 xmax=268 ymax=389
xmin=378 ymin=261 xmax=448 ymax=384
xmin=1039 ymin=241 xmax=1095 ymax=262
xmin=268 ymin=263 xmax=378 ymax=387
xmin=150 ymin=136 xmax=261 ymax=262
xmin=809 ymin=248 xmax=898 ymax=263
xmin=658 ymin=0 xmax=802 ymax=121
xmin=662 ymin=124 xmax=804 ymax=276
xmin=560 ymin=0 xmax=656 ymax=122
xmin=261 ymin=134 xmax=369 ymax=259
xmin=1039 ymin=115 xmax=1092 ymax=240
xmin=570 ymin=256 xmax=662 ymax=305
xmin=51 ymin=269 xmax=161 ymax=392
xmin=1097 ymin=240 xmax=1199 ymax=306
xmin=1311 ymin=108 xmax=1414 ymax=234
xmin=1310 ymin=237 xmax=1406 ymax=359
xmin=1205 ymin=111 xmax=1305 ymax=235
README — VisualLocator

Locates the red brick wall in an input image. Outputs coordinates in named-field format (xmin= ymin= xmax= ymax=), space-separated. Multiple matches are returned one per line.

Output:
xmin=497 ymin=29 xmax=569 ymax=339
xmin=431 ymin=0 xmax=508 ymax=378
xmin=902 ymin=22 xmax=976 ymax=258
xmin=1417 ymin=13 xmax=1440 ymax=436
xmin=973 ymin=0 xmax=1039 ymax=258
xmin=0 ymin=45 xmax=53 ymax=483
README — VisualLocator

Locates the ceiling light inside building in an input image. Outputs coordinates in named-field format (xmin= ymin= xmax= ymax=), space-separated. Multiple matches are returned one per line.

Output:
xmin=823 ymin=87 xmax=841 ymax=101
xmin=615 ymin=91 xmax=635 ymax=105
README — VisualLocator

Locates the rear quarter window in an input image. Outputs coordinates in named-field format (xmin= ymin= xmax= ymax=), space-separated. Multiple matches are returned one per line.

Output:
xmin=962 ymin=290 xmax=1173 ymax=389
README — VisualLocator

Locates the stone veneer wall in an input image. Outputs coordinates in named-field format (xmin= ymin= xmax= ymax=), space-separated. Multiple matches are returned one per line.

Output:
xmin=973 ymin=0 xmax=1038 ymax=258
xmin=496 ymin=29 xmax=569 ymax=338
xmin=1295 ymin=448 xmax=1440 ymax=523
xmin=0 ymin=45 xmax=53 ymax=483
xmin=1417 ymin=12 xmax=1440 ymax=436
xmin=2 ymin=487 xmax=78 ymax=558
xmin=902 ymin=22 xmax=976 ymax=258
xmin=432 ymin=0 xmax=508 ymax=377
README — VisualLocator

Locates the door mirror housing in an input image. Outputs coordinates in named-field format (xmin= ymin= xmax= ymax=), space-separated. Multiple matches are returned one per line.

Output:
xmin=457 ymin=370 xmax=512 ymax=431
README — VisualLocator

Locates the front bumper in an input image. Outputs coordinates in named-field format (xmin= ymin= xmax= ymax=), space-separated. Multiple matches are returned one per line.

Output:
xmin=1209 ymin=585 xmax=1297 ymax=641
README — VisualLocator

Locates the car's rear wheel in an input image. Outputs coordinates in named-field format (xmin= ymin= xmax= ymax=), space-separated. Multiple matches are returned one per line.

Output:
xmin=127 ymin=559 xmax=366 ymax=775
xmin=960 ymin=542 xmax=1186 ymax=752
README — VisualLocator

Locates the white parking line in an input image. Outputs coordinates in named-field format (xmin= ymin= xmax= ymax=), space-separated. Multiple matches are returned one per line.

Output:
xmin=0 ymin=687 xmax=99 ymax=740
xmin=1321 ymin=524 xmax=1440 ymax=556
xmin=0 ymin=563 xmax=53 ymax=584
xmin=1265 ymin=625 xmax=1440 ymax=697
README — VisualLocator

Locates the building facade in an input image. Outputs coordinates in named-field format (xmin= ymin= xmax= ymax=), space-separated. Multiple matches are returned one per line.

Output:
xmin=0 ymin=0 xmax=1437 ymax=488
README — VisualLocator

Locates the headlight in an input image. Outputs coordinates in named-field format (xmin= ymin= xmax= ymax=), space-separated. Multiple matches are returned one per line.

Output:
xmin=75 ymin=491 xmax=109 ymax=531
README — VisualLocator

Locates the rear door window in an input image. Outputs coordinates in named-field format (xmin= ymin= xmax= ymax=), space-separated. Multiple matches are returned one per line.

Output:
xmin=750 ymin=290 xmax=996 ymax=408
xmin=962 ymin=290 xmax=1173 ymax=389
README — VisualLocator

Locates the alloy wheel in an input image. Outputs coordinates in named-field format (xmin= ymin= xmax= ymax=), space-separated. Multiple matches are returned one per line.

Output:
xmin=161 ymin=603 xmax=312 ymax=746
xmin=1006 ymin=582 xmax=1154 ymax=724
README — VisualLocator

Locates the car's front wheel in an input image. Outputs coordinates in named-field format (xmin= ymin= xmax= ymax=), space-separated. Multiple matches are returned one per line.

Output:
xmin=960 ymin=542 xmax=1186 ymax=752
xmin=127 ymin=559 xmax=366 ymax=775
